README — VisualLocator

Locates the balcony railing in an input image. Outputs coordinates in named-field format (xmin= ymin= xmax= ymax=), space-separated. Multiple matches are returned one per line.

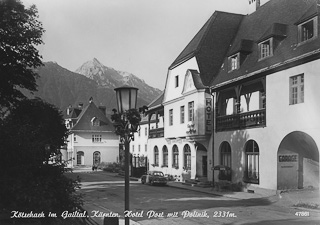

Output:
xmin=216 ymin=109 xmax=266 ymax=132
xmin=148 ymin=127 xmax=164 ymax=138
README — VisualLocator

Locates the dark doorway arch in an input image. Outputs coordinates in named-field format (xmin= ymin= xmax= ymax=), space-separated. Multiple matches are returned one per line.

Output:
xmin=93 ymin=151 xmax=101 ymax=165
xmin=277 ymin=131 xmax=319 ymax=190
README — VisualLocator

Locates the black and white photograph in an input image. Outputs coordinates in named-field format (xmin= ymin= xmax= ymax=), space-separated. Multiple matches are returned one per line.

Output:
xmin=1 ymin=0 xmax=319 ymax=224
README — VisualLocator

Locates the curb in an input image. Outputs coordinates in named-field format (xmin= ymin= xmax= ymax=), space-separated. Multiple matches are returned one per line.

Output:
xmin=166 ymin=182 xmax=224 ymax=197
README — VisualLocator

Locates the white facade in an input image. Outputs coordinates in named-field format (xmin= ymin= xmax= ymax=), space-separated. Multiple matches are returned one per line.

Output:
xmin=63 ymin=130 xmax=119 ymax=167
xmin=210 ymin=60 xmax=320 ymax=192
xmin=147 ymin=58 xmax=212 ymax=181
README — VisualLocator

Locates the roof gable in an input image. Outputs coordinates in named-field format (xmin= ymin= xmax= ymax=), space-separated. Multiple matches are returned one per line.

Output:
xmin=182 ymin=70 xmax=206 ymax=94
xmin=71 ymin=100 xmax=114 ymax=132
xmin=169 ymin=11 xmax=244 ymax=87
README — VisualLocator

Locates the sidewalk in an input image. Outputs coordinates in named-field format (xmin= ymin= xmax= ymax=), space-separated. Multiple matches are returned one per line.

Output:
xmin=166 ymin=181 xmax=275 ymax=200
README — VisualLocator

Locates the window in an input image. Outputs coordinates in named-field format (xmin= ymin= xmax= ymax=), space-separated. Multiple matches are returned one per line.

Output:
xmin=74 ymin=135 xmax=77 ymax=142
xmin=169 ymin=109 xmax=173 ymax=126
xmin=259 ymin=91 xmax=266 ymax=109
xmin=259 ymin=38 xmax=273 ymax=60
xmin=145 ymin=144 xmax=147 ymax=152
xmin=91 ymin=117 xmax=100 ymax=126
xmin=92 ymin=134 xmax=102 ymax=142
xmin=228 ymin=53 xmax=240 ymax=71
xmin=172 ymin=145 xmax=179 ymax=168
xmin=154 ymin=146 xmax=159 ymax=166
xmin=162 ymin=146 xmax=168 ymax=167
xmin=290 ymin=74 xmax=304 ymax=105
xmin=175 ymin=75 xmax=179 ymax=87
xmin=298 ymin=17 xmax=318 ymax=43
xmin=180 ymin=106 xmax=185 ymax=124
xmin=244 ymin=140 xmax=259 ymax=184
xmin=188 ymin=101 xmax=194 ymax=122
xmin=132 ymin=145 xmax=135 ymax=152
xmin=183 ymin=144 xmax=191 ymax=170
xmin=138 ymin=145 xmax=141 ymax=152
xmin=93 ymin=151 xmax=101 ymax=165
xmin=138 ymin=129 xmax=141 ymax=137
xmin=220 ymin=142 xmax=231 ymax=167
xmin=77 ymin=151 xmax=84 ymax=165
xmin=145 ymin=127 xmax=147 ymax=136
xmin=220 ymin=142 xmax=232 ymax=181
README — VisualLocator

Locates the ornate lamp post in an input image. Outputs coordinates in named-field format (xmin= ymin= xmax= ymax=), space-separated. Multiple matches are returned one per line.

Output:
xmin=111 ymin=85 xmax=141 ymax=225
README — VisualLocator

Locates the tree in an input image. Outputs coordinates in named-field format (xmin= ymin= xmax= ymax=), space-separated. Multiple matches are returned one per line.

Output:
xmin=0 ymin=99 xmax=83 ymax=223
xmin=0 ymin=0 xmax=44 ymax=109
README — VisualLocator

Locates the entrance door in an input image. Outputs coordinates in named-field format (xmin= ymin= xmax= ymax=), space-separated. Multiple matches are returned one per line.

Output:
xmin=202 ymin=156 xmax=207 ymax=176
xmin=277 ymin=153 xmax=299 ymax=189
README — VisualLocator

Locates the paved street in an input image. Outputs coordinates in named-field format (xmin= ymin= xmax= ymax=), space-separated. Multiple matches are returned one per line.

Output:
xmin=65 ymin=171 xmax=320 ymax=225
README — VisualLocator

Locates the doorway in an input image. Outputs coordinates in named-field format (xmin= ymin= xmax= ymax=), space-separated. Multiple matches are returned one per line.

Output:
xmin=277 ymin=131 xmax=319 ymax=190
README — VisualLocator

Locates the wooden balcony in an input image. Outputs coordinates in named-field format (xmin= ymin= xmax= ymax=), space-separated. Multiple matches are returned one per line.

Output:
xmin=216 ymin=109 xmax=266 ymax=132
xmin=148 ymin=127 xmax=164 ymax=138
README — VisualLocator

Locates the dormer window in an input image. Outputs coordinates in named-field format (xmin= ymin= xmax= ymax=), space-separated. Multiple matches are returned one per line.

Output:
xmin=91 ymin=117 xmax=100 ymax=126
xmin=228 ymin=53 xmax=240 ymax=72
xmin=258 ymin=38 xmax=273 ymax=60
xmin=298 ymin=17 xmax=318 ymax=43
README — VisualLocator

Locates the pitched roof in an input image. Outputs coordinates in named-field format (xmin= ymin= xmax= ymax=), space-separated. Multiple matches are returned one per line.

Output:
xmin=63 ymin=107 xmax=82 ymax=119
xmin=71 ymin=100 xmax=115 ymax=132
xmin=169 ymin=11 xmax=244 ymax=86
xmin=147 ymin=93 xmax=164 ymax=109
xmin=211 ymin=0 xmax=320 ymax=88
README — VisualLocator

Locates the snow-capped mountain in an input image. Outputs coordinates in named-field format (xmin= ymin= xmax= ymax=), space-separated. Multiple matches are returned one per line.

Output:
xmin=75 ymin=58 xmax=162 ymax=104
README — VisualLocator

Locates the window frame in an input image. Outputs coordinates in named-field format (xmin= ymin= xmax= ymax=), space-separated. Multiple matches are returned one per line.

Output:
xmin=243 ymin=140 xmax=259 ymax=184
xmin=172 ymin=145 xmax=179 ymax=168
xmin=183 ymin=144 xmax=191 ymax=170
xmin=180 ymin=105 xmax=185 ymax=124
xmin=154 ymin=146 xmax=159 ymax=166
xmin=289 ymin=74 xmax=304 ymax=105
xmin=228 ymin=53 xmax=240 ymax=72
xmin=77 ymin=151 xmax=84 ymax=165
xmin=298 ymin=17 xmax=318 ymax=44
xmin=175 ymin=75 xmax=179 ymax=88
xmin=220 ymin=142 xmax=231 ymax=168
xmin=169 ymin=109 xmax=173 ymax=126
xmin=162 ymin=146 xmax=168 ymax=167
xmin=92 ymin=134 xmax=102 ymax=143
xmin=258 ymin=38 xmax=273 ymax=60
xmin=188 ymin=101 xmax=194 ymax=122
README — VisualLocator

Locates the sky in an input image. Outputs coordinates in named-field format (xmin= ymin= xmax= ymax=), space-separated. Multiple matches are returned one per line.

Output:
xmin=22 ymin=0 xmax=251 ymax=90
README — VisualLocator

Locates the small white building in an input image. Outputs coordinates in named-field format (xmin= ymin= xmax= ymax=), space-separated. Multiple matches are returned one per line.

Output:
xmin=62 ymin=98 xmax=119 ymax=167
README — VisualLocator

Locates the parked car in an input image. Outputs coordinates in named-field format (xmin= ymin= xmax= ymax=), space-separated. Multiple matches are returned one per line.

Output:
xmin=141 ymin=171 xmax=167 ymax=186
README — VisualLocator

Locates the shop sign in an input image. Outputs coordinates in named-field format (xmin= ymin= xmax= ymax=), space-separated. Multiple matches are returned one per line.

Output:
xmin=278 ymin=154 xmax=298 ymax=162
xmin=205 ymin=98 xmax=212 ymax=134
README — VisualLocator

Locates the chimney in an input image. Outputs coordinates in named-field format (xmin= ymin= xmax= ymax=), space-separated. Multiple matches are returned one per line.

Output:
xmin=78 ymin=102 xmax=83 ymax=108
xmin=256 ymin=0 xmax=260 ymax=9
xmin=98 ymin=106 xmax=106 ymax=116
xmin=248 ymin=0 xmax=260 ymax=14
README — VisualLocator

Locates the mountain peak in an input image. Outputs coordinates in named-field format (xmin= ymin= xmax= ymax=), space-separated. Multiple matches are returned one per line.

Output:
xmin=74 ymin=59 xmax=162 ymax=103
xmin=92 ymin=58 xmax=103 ymax=65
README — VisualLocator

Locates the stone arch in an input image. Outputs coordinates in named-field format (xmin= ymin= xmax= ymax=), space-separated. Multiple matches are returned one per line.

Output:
xmin=277 ymin=131 xmax=319 ymax=190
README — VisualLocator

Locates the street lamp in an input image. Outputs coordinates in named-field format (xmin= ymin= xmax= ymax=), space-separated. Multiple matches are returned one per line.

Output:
xmin=111 ymin=85 xmax=142 ymax=225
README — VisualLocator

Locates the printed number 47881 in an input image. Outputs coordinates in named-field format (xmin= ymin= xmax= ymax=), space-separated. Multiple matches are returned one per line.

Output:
xmin=295 ymin=212 xmax=310 ymax=217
